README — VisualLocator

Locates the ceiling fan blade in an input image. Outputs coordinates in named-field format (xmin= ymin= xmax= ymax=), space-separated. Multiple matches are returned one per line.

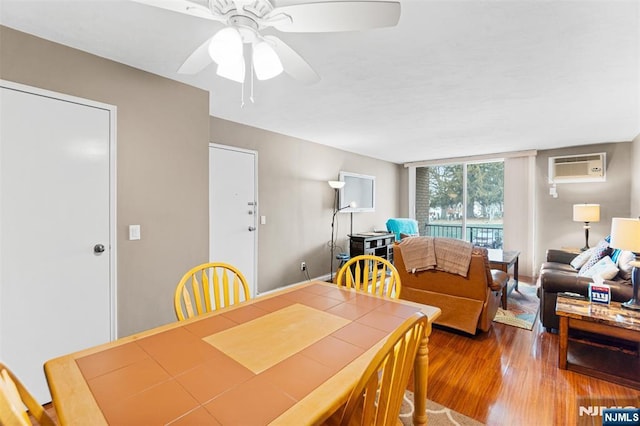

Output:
xmin=263 ymin=36 xmax=320 ymax=84
xmin=130 ymin=0 xmax=223 ymax=22
xmin=266 ymin=1 xmax=401 ymax=33
xmin=178 ymin=35 xmax=215 ymax=74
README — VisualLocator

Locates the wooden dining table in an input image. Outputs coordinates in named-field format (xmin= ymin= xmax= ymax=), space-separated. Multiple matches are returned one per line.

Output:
xmin=45 ymin=281 xmax=440 ymax=425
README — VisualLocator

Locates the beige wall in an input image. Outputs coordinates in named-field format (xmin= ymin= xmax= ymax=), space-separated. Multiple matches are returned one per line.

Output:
xmin=1 ymin=26 xmax=403 ymax=335
xmin=1 ymin=26 xmax=210 ymax=337
xmin=534 ymin=142 xmax=632 ymax=271
xmin=631 ymin=133 xmax=640 ymax=217
xmin=209 ymin=118 xmax=402 ymax=292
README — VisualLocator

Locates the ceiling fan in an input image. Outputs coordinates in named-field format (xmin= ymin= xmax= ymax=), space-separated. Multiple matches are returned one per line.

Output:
xmin=131 ymin=0 xmax=401 ymax=84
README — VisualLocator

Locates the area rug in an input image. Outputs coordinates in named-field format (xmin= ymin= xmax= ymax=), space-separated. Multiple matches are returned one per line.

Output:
xmin=493 ymin=282 xmax=539 ymax=330
xmin=400 ymin=390 xmax=483 ymax=426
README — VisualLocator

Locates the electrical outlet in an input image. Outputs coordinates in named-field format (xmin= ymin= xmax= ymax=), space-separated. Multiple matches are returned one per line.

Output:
xmin=300 ymin=261 xmax=307 ymax=271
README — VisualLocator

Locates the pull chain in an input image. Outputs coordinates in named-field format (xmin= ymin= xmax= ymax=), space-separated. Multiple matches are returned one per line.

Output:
xmin=240 ymin=77 xmax=245 ymax=108
xmin=249 ymin=48 xmax=255 ymax=104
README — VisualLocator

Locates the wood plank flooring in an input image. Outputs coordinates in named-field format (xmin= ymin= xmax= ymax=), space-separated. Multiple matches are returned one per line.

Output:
xmin=43 ymin=276 xmax=640 ymax=425
xmin=427 ymin=276 xmax=640 ymax=425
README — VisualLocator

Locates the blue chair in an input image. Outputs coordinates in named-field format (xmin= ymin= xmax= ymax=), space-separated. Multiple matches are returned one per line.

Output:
xmin=386 ymin=218 xmax=419 ymax=240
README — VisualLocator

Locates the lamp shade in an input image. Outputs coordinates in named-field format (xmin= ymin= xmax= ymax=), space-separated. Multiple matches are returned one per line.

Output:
xmin=328 ymin=180 xmax=345 ymax=189
xmin=610 ymin=217 xmax=640 ymax=253
xmin=252 ymin=41 xmax=283 ymax=81
xmin=216 ymin=56 xmax=245 ymax=83
xmin=208 ymin=27 xmax=243 ymax=65
xmin=573 ymin=204 xmax=600 ymax=222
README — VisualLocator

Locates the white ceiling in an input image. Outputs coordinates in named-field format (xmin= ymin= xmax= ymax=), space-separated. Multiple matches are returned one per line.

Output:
xmin=1 ymin=0 xmax=639 ymax=164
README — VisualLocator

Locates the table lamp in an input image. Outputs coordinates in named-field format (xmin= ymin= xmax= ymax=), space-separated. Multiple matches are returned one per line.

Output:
xmin=573 ymin=203 xmax=600 ymax=251
xmin=610 ymin=217 xmax=640 ymax=311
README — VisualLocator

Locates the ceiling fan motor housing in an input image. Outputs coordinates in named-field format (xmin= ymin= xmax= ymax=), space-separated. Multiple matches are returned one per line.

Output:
xmin=209 ymin=0 xmax=275 ymax=21
xmin=229 ymin=15 xmax=260 ymax=43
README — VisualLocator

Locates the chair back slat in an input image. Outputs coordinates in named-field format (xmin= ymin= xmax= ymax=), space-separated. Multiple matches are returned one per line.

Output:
xmin=335 ymin=255 xmax=402 ymax=299
xmin=181 ymin=286 xmax=195 ymax=319
xmin=233 ymin=276 xmax=241 ymax=304
xmin=338 ymin=313 xmax=426 ymax=425
xmin=212 ymin=269 xmax=221 ymax=310
xmin=174 ymin=262 xmax=251 ymax=321
xmin=201 ymin=270 xmax=211 ymax=313
xmin=0 ymin=364 xmax=55 ymax=426
xmin=222 ymin=269 xmax=230 ymax=307
xmin=190 ymin=275 xmax=204 ymax=316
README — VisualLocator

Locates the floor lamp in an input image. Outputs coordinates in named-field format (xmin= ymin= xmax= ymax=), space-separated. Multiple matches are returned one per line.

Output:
xmin=328 ymin=180 xmax=345 ymax=282
xmin=573 ymin=203 xmax=600 ymax=251
xmin=610 ymin=217 xmax=640 ymax=311
xmin=328 ymin=180 xmax=357 ymax=282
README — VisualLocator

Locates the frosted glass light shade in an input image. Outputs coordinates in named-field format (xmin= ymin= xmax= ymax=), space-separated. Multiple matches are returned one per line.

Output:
xmin=208 ymin=27 xmax=243 ymax=65
xmin=328 ymin=180 xmax=345 ymax=189
xmin=252 ymin=41 xmax=283 ymax=80
xmin=610 ymin=217 xmax=640 ymax=253
xmin=216 ymin=56 xmax=245 ymax=83
xmin=573 ymin=204 xmax=600 ymax=222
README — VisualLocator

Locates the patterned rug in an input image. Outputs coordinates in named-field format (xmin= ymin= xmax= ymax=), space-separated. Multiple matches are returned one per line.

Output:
xmin=400 ymin=391 xmax=483 ymax=425
xmin=493 ymin=282 xmax=539 ymax=330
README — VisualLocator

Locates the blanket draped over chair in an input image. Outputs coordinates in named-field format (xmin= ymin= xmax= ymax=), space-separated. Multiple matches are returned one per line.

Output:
xmin=393 ymin=237 xmax=507 ymax=334
xmin=398 ymin=236 xmax=473 ymax=277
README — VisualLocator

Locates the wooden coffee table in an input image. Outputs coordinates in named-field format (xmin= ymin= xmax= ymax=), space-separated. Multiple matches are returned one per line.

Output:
xmin=488 ymin=249 xmax=520 ymax=309
xmin=555 ymin=295 xmax=640 ymax=389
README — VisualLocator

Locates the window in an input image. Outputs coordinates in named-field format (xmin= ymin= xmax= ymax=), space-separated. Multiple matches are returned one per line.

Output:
xmin=414 ymin=160 xmax=504 ymax=248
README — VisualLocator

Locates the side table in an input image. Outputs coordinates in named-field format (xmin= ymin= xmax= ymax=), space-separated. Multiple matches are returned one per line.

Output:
xmin=555 ymin=296 xmax=640 ymax=389
xmin=488 ymin=249 xmax=520 ymax=309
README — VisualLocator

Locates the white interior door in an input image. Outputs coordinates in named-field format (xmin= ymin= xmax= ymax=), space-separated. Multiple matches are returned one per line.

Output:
xmin=0 ymin=82 xmax=115 ymax=403
xmin=209 ymin=144 xmax=257 ymax=297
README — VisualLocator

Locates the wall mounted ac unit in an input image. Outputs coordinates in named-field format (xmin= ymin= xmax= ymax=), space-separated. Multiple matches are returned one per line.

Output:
xmin=548 ymin=152 xmax=606 ymax=183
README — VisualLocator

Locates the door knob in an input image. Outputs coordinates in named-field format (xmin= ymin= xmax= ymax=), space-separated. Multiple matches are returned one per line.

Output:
xmin=248 ymin=226 xmax=256 ymax=232
xmin=94 ymin=244 xmax=105 ymax=254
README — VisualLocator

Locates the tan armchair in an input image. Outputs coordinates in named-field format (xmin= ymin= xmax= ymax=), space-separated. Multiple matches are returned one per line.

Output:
xmin=393 ymin=241 xmax=507 ymax=334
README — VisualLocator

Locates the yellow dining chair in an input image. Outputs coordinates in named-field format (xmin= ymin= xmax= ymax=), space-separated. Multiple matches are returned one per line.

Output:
xmin=0 ymin=363 xmax=56 ymax=426
xmin=336 ymin=312 xmax=427 ymax=426
xmin=335 ymin=255 xmax=401 ymax=298
xmin=174 ymin=262 xmax=251 ymax=321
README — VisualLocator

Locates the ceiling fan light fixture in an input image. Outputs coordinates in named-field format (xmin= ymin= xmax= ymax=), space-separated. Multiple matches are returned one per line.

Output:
xmin=252 ymin=40 xmax=283 ymax=80
xmin=216 ymin=56 xmax=246 ymax=83
xmin=208 ymin=27 xmax=243 ymax=65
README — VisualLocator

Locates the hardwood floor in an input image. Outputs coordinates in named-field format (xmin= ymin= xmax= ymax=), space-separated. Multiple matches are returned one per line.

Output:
xmin=426 ymin=276 xmax=640 ymax=425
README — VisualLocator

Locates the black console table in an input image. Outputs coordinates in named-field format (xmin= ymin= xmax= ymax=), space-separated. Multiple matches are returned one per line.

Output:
xmin=349 ymin=232 xmax=396 ymax=261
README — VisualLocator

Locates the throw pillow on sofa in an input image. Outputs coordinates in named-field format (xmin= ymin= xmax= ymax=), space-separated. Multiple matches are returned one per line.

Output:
xmin=570 ymin=247 xmax=595 ymax=270
xmin=578 ymin=239 xmax=611 ymax=275
xmin=616 ymin=250 xmax=636 ymax=281
xmin=604 ymin=235 xmax=622 ymax=263
xmin=578 ymin=255 xmax=619 ymax=280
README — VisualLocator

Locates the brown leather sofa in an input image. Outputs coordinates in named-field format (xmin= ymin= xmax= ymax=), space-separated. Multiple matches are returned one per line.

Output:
xmin=538 ymin=249 xmax=633 ymax=331
xmin=393 ymin=243 xmax=507 ymax=335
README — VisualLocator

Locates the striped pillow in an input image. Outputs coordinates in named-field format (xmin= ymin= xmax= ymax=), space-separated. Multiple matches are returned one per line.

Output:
xmin=578 ymin=239 xmax=611 ymax=275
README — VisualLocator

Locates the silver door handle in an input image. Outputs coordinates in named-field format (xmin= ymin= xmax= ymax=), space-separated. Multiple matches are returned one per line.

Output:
xmin=248 ymin=226 xmax=256 ymax=231
xmin=94 ymin=244 xmax=105 ymax=254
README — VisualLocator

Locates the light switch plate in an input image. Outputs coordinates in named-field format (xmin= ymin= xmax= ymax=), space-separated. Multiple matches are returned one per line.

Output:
xmin=129 ymin=224 xmax=141 ymax=240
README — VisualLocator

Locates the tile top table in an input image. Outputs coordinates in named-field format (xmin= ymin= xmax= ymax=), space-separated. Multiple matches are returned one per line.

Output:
xmin=45 ymin=281 xmax=441 ymax=426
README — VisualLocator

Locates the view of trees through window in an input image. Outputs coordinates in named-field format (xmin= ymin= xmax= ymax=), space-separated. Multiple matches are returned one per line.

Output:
xmin=415 ymin=161 xmax=504 ymax=248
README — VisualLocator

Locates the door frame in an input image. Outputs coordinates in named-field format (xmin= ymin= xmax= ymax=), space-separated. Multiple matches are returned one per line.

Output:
xmin=209 ymin=143 xmax=258 ymax=296
xmin=0 ymin=79 xmax=118 ymax=340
